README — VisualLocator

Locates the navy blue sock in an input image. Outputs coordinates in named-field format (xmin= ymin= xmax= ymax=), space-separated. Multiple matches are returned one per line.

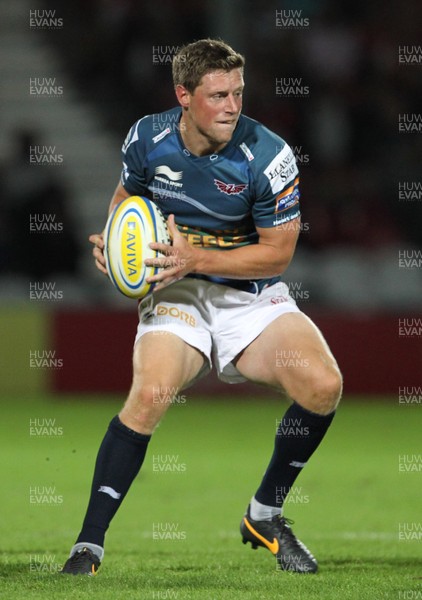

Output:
xmin=76 ymin=416 xmax=151 ymax=547
xmin=255 ymin=402 xmax=335 ymax=508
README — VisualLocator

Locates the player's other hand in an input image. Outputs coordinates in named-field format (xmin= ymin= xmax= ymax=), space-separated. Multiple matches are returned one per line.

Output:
xmin=89 ymin=232 xmax=108 ymax=275
xmin=146 ymin=214 xmax=198 ymax=292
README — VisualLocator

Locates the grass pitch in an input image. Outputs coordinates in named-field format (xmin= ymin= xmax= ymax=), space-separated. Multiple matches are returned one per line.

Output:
xmin=0 ymin=394 xmax=421 ymax=599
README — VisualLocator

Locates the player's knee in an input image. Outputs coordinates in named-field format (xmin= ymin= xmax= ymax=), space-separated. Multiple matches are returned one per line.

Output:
xmin=120 ymin=381 xmax=179 ymax=432
xmin=306 ymin=367 xmax=342 ymax=415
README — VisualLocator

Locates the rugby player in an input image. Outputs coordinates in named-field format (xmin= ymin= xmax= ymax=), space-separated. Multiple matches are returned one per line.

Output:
xmin=62 ymin=38 xmax=342 ymax=576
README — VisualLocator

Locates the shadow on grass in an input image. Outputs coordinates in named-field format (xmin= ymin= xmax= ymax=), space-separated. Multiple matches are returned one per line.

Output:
xmin=324 ymin=557 xmax=422 ymax=569
xmin=0 ymin=563 xmax=33 ymax=577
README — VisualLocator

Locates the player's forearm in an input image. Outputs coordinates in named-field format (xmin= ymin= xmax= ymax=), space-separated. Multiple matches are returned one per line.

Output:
xmin=108 ymin=182 xmax=131 ymax=215
xmin=192 ymin=243 xmax=294 ymax=279
xmin=147 ymin=216 xmax=300 ymax=289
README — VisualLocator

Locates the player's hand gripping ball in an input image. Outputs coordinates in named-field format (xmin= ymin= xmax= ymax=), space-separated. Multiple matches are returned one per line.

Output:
xmin=104 ymin=196 xmax=170 ymax=299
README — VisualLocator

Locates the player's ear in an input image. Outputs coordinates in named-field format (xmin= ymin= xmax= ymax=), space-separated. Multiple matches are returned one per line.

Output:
xmin=175 ymin=84 xmax=191 ymax=109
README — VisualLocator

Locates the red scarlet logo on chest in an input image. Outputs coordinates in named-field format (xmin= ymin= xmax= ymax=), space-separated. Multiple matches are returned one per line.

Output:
xmin=214 ymin=179 xmax=248 ymax=195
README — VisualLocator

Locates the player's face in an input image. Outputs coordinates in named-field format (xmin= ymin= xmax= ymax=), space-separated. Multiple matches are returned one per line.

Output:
xmin=177 ymin=68 xmax=244 ymax=156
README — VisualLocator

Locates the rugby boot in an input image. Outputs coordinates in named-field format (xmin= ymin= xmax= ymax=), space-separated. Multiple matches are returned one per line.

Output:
xmin=240 ymin=505 xmax=318 ymax=573
xmin=61 ymin=546 xmax=101 ymax=576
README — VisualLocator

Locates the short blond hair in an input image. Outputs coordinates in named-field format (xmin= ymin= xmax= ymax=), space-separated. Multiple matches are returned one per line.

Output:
xmin=172 ymin=38 xmax=245 ymax=93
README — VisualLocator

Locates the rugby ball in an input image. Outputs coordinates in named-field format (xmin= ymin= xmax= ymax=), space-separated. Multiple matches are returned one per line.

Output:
xmin=104 ymin=196 xmax=170 ymax=299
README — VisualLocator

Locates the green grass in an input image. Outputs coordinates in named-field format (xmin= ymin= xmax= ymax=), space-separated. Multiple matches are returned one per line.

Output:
xmin=0 ymin=394 xmax=421 ymax=599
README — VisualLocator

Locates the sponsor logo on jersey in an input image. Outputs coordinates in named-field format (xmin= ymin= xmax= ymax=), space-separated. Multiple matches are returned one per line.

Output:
xmin=272 ymin=209 xmax=301 ymax=227
xmin=178 ymin=225 xmax=251 ymax=248
xmin=275 ymin=177 xmax=300 ymax=213
xmin=239 ymin=142 xmax=254 ymax=161
xmin=152 ymin=127 xmax=171 ymax=144
xmin=155 ymin=165 xmax=183 ymax=181
xmin=154 ymin=165 xmax=184 ymax=189
xmin=214 ymin=179 xmax=248 ymax=195
xmin=264 ymin=145 xmax=298 ymax=194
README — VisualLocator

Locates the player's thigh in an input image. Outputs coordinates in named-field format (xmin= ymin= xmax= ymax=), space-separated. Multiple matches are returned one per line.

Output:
xmin=120 ymin=331 xmax=204 ymax=432
xmin=235 ymin=312 xmax=342 ymax=414
xmin=132 ymin=330 xmax=204 ymax=389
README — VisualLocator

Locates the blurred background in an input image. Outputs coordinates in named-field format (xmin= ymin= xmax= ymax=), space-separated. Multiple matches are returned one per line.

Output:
xmin=0 ymin=0 xmax=421 ymax=396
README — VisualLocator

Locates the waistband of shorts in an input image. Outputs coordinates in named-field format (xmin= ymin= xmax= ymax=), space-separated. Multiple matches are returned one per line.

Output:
xmin=185 ymin=274 xmax=281 ymax=294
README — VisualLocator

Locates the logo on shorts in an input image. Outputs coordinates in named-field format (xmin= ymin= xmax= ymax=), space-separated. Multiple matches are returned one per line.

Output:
xmin=156 ymin=305 xmax=196 ymax=327
xmin=270 ymin=282 xmax=291 ymax=304
xmin=271 ymin=296 xmax=289 ymax=304
xmin=214 ymin=179 xmax=248 ymax=195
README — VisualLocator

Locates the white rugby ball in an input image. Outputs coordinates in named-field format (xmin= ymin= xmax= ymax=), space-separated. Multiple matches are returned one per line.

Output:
xmin=104 ymin=196 xmax=170 ymax=299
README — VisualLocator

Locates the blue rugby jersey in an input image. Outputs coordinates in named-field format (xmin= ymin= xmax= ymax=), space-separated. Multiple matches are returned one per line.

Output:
xmin=120 ymin=107 xmax=300 ymax=289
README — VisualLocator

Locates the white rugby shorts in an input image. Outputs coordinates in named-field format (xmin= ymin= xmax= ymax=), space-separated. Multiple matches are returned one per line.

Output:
xmin=135 ymin=278 xmax=300 ymax=385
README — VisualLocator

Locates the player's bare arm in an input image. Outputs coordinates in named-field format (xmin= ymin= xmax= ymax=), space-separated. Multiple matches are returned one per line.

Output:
xmin=88 ymin=181 xmax=130 ymax=275
xmin=147 ymin=214 xmax=300 ymax=291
